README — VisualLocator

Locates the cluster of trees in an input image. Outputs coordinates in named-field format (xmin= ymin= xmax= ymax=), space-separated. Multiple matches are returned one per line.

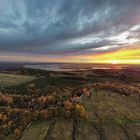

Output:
xmin=0 ymin=107 xmax=32 ymax=140
xmin=0 ymin=85 xmax=87 ymax=140
xmin=92 ymin=82 xmax=140 ymax=96
xmin=0 ymin=92 xmax=13 ymax=106
xmin=82 ymin=88 xmax=91 ymax=97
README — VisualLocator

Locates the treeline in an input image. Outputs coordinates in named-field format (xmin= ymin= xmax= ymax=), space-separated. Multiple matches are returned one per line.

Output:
xmin=92 ymin=82 xmax=140 ymax=96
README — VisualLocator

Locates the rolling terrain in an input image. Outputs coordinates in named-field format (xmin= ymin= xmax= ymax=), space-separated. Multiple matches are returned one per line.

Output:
xmin=0 ymin=64 xmax=139 ymax=140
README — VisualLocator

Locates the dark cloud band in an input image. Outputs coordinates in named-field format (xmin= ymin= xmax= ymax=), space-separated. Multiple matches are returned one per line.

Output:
xmin=0 ymin=0 xmax=140 ymax=56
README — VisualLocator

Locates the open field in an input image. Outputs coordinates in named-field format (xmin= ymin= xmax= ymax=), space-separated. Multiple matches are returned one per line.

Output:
xmin=21 ymin=120 xmax=140 ymax=140
xmin=21 ymin=119 xmax=74 ymax=140
xmin=0 ymin=73 xmax=36 ymax=87
xmin=20 ymin=120 xmax=54 ymax=140
xmin=82 ymin=90 xmax=140 ymax=121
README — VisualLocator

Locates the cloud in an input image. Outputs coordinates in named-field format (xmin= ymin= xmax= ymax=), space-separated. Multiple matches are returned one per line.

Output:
xmin=0 ymin=0 xmax=140 ymax=61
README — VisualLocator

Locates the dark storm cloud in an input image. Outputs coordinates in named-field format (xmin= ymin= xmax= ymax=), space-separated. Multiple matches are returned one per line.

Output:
xmin=0 ymin=0 xmax=140 ymax=55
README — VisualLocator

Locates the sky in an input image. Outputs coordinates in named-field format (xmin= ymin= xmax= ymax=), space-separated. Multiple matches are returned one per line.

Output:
xmin=0 ymin=0 xmax=140 ymax=64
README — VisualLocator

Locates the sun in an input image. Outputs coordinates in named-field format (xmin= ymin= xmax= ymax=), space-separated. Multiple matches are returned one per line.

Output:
xmin=109 ymin=60 xmax=119 ymax=64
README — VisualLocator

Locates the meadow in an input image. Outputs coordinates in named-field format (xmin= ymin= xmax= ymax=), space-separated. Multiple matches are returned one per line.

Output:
xmin=0 ymin=73 xmax=36 ymax=87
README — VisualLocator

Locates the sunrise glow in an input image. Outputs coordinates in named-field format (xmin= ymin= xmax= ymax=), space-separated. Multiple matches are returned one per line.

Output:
xmin=0 ymin=46 xmax=140 ymax=64
xmin=85 ymin=46 xmax=140 ymax=64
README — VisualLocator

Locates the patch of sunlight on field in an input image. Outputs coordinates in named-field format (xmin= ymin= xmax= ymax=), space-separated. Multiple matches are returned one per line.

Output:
xmin=0 ymin=73 xmax=36 ymax=87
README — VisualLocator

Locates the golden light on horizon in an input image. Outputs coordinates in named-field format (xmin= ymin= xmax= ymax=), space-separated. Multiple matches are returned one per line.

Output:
xmin=87 ymin=46 xmax=140 ymax=64
xmin=88 ymin=59 xmax=140 ymax=64
xmin=0 ymin=46 xmax=140 ymax=64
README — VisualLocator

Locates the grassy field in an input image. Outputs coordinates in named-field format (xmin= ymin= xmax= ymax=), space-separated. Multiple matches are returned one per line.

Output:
xmin=21 ymin=119 xmax=140 ymax=140
xmin=81 ymin=90 xmax=140 ymax=121
xmin=0 ymin=73 xmax=36 ymax=87
xmin=20 ymin=121 xmax=53 ymax=140
xmin=21 ymin=119 xmax=74 ymax=140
